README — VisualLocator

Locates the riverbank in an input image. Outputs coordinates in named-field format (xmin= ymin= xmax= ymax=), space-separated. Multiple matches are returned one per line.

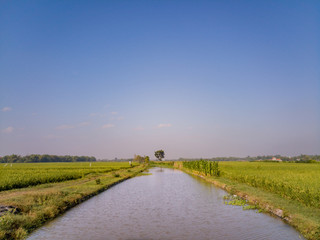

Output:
xmin=0 ymin=164 xmax=147 ymax=239
xmin=27 ymin=167 xmax=304 ymax=240
xmin=172 ymin=161 xmax=320 ymax=240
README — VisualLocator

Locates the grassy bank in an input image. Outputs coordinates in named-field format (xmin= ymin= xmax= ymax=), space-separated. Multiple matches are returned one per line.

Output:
xmin=150 ymin=161 xmax=175 ymax=168
xmin=0 ymin=164 xmax=147 ymax=239
xmin=173 ymin=161 xmax=320 ymax=240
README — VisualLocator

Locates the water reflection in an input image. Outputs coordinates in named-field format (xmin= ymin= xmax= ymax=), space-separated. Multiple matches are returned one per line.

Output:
xmin=28 ymin=167 xmax=304 ymax=240
xmin=155 ymin=168 xmax=165 ymax=172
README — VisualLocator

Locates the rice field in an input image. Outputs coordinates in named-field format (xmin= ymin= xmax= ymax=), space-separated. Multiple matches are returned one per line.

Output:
xmin=219 ymin=162 xmax=320 ymax=208
xmin=183 ymin=161 xmax=320 ymax=209
xmin=0 ymin=162 xmax=136 ymax=191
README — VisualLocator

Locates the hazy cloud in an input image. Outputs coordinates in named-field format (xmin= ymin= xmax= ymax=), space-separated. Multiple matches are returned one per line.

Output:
xmin=78 ymin=122 xmax=90 ymax=127
xmin=110 ymin=116 xmax=124 ymax=121
xmin=134 ymin=126 xmax=144 ymax=131
xmin=56 ymin=125 xmax=75 ymax=130
xmin=2 ymin=126 xmax=14 ymax=133
xmin=2 ymin=107 xmax=12 ymax=112
xmin=89 ymin=113 xmax=107 ymax=117
xmin=102 ymin=124 xmax=115 ymax=129
xmin=44 ymin=134 xmax=62 ymax=139
xmin=157 ymin=123 xmax=172 ymax=128
xmin=111 ymin=111 xmax=118 ymax=115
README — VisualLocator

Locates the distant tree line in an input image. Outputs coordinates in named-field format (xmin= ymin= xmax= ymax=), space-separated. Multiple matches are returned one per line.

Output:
xmin=179 ymin=157 xmax=243 ymax=162
xmin=253 ymin=154 xmax=320 ymax=163
xmin=179 ymin=154 xmax=320 ymax=163
xmin=0 ymin=154 xmax=96 ymax=163
xmin=99 ymin=158 xmax=133 ymax=162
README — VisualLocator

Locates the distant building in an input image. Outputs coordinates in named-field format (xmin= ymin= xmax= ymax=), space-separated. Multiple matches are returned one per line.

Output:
xmin=271 ymin=157 xmax=282 ymax=162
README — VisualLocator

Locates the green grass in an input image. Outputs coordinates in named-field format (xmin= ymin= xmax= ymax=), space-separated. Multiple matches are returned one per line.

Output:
xmin=0 ymin=162 xmax=137 ymax=191
xmin=219 ymin=161 xmax=320 ymax=208
xmin=0 ymin=163 xmax=147 ymax=239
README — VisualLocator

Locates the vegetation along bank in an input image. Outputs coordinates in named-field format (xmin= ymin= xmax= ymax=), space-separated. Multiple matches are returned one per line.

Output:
xmin=153 ymin=160 xmax=320 ymax=240
xmin=0 ymin=162 xmax=147 ymax=239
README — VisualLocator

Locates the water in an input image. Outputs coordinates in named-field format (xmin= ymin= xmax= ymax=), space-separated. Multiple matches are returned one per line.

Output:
xmin=28 ymin=168 xmax=304 ymax=240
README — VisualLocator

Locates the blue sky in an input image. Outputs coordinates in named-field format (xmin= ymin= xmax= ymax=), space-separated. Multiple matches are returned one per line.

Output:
xmin=1 ymin=0 xmax=319 ymax=159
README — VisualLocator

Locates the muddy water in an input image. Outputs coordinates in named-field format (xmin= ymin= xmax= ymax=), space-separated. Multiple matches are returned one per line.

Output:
xmin=28 ymin=168 xmax=304 ymax=240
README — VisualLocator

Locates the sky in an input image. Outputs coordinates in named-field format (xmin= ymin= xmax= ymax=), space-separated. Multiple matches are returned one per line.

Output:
xmin=0 ymin=0 xmax=319 ymax=159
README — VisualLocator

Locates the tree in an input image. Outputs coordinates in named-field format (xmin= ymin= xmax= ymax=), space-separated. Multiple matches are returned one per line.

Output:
xmin=133 ymin=154 xmax=145 ymax=163
xmin=154 ymin=150 xmax=165 ymax=161
xmin=5 ymin=154 xmax=21 ymax=163
xmin=144 ymin=156 xmax=150 ymax=164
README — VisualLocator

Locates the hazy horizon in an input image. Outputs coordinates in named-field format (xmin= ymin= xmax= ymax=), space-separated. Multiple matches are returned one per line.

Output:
xmin=1 ymin=1 xmax=319 ymax=159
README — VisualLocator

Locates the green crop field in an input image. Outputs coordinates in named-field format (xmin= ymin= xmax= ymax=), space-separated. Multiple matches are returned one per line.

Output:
xmin=0 ymin=162 xmax=136 ymax=191
xmin=183 ymin=161 xmax=320 ymax=209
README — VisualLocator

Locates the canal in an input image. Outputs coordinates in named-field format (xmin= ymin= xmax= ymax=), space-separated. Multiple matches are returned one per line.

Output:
xmin=28 ymin=167 xmax=304 ymax=240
